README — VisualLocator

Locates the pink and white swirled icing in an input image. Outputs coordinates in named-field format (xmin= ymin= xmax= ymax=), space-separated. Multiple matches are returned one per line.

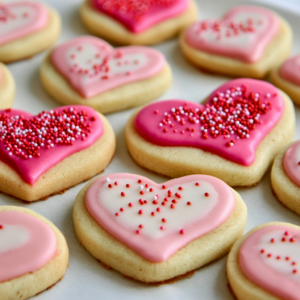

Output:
xmin=0 ymin=210 xmax=57 ymax=283
xmin=85 ymin=173 xmax=235 ymax=262
xmin=91 ymin=0 xmax=189 ymax=33
xmin=134 ymin=79 xmax=284 ymax=166
xmin=280 ymin=54 xmax=300 ymax=86
xmin=0 ymin=2 xmax=48 ymax=46
xmin=0 ymin=105 xmax=103 ymax=185
xmin=239 ymin=225 xmax=300 ymax=300
xmin=283 ymin=141 xmax=300 ymax=187
xmin=51 ymin=36 xmax=166 ymax=98
xmin=185 ymin=6 xmax=279 ymax=63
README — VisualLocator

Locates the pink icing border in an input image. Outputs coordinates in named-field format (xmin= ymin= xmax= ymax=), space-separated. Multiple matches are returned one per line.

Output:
xmin=280 ymin=54 xmax=300 ymax=86
xmin=0 ymin=2 xmax=48 ymax=46
xmin=239 ymin=225 xmax=300 ymax=300
xmin=134 ymin=78 xmax=284 ymax=166
xmin=0 ymin=210 xmax=57 ymax=283
xmin=0 ymin=105 xmax=103 ymax=185
xmin=51 ymin=36 xmax=166 ymax=98
xmin=283 ymin=141 xmax=300 ymax=187
xmin=185 ymin=6 xmax=279 ymax=63
xmin=91 ymin=0 xmax=189 ymax=33
xmin=85 ymin=173 xmax=235 ymax=262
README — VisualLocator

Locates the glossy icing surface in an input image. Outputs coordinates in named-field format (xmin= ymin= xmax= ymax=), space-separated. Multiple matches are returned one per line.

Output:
xmin=91 ymin=0 xmax=189 ymax=33
xmin=135 ymin=79 xmax=284 ymax=166
xmin=239 ymin=225 xmax=300 ymax=300
xmin=51 ymin=36 xmax=166 ymax=98
xmin=85 ymin=173 xmax=235 ymax=262
xmin=0 ymin=2 xmax=48 ymax=46
xmin=0 ymin=105 xmax=103 ymax=185
xmin=280 ymin=54 xmax=300 ymax=86
xmin=0 ymin=211 xmax=57 ymax=283
xmin=185 ymin=6 xmax=279 ymax=63
xmin=283 ymin=141 xmax=300 ymax=187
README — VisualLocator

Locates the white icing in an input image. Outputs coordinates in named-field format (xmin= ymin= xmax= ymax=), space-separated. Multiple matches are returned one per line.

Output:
xmin=258 ymin=230 xmax=300 ymax=282
xmin=0 ymin=5 xmax=38 ymax=36
xmin=98 ymin=179 xmax=218 ymax=239
xmin=196 ymin=12 xmax=266 ymax=47
xmin=65 ymin=43 xmax=148 ymax=86
xmin=0 ymin=224 xmax=30 ymax=254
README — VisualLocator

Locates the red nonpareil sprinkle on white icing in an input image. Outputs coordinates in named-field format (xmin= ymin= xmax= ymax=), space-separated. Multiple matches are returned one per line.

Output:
xmin=0 ymin=107 xmax=92 ymax=160
xmin=0 ymin=225 xmax=3 ymax=229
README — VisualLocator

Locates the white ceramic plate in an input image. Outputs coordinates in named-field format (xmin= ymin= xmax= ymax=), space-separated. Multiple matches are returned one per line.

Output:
xmin=1 ymin=0 xmax=300 ymax=299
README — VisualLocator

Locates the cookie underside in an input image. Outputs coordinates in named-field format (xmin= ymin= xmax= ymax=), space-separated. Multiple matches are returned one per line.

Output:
xmin=0 ymin=206 xmax=69 ymax=300
xmin=73 ymin=177 xmax=247 ymax=283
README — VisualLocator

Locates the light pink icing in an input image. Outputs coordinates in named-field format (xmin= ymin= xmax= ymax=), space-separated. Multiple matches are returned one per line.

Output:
xmin=283 ymin=141 xmax=300 ymax=187
xmin=91 ymin=0 xmax=189 ymax=33
xmin=0 ymin=2 xmax=48 ymax=46
xmin=51 ymin=36 xmax=166 ymax=98
xmin=85 ymin=173 xmax=235 ymax=262
xmin=239 ymin=225 xmax=300 ymax=300
xmin=185 ymin=6 xmax=279 ymax=63
xmin=280 ymin=54 xmax=300 ymax=86
xmin=134 ymin=78 xmax=284 ymax=166
xmin=0 ymin=211 xmax=57 ymax=283
xmin=0 ymin=105 xmax=103 ymax=185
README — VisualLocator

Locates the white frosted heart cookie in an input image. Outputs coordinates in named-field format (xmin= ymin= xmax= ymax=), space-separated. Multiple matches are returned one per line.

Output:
xmin=126 ymin=78 xmax=295 ymax=187
xmin=180 ymin=6 xmax=292 ymax=78
xmin=0 ymin=105 xmax=116 ymax=202
xmin=0 ymin=206 xmax=69 ymax=300
xmin=40 ymin=36 xmax=172 ymax=114
xmin=0 ymin=63 xmax=14 ymax=109
xmin=80 ymin=0 xmax=197 ymax=45
xmin=271 ymin=141 xmax=300 ymax=216
xmin=73 ymin=173 xmax=247 ymax=283
xmin=0 ymin=1 xmax=60 ymax=63
xmin=227 ymin=222 xmax=300 ymax=300
xmin=271 ymin=54 xmax=300 ymax=105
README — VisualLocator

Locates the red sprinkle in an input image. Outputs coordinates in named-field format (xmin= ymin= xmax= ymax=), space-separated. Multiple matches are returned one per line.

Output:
xmin=151 ymin=212 xmax=155 ymax=216
xmin=205 ymin=193 xmax=209 ymax=197
xmin=108 ymin=184 xmax=112 ymax=188
xmin=121 ymin=192 xmax=125 ymax=197
xmin=162 ymin=185 xmax=166 ymax=189
xmin=179 ymin=229 xmax=185 ymax=234
xmin=139 ymin=224 xmax=144 ymax=228
xmin=162 ymin=218 xmax=166 ymax=223
xmin=138 ymin=210 xmax=143 ymax=215
xmin=187 ymin=201 xmax=191 ymax=205
xmin=126 ymin=184 xmax=130 ymax=188
xmin=128 ymin=202 xmax=133 ymax=207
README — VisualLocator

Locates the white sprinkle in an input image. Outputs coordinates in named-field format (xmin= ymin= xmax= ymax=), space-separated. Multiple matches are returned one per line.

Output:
xmin=139 ymin=185 xmax=144 ymax=191
xmin=105 ymin=177 xmax=110 ymax=182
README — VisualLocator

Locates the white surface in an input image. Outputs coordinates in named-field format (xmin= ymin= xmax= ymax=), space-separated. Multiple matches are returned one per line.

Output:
xmin=1 ymin=0 xmax=300 ymax=299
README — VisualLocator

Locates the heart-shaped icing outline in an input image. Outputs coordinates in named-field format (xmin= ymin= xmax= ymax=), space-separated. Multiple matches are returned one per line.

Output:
xmin=51 ymin=36 xmax=166 ymax=98
xmin=85 ymin=173 xmax=235 ymax=262
xmin=0 ymin=105 xmax=103 ymax=185
xmin=280 ymin=54 xmax=300 ymax=86
xmin=184 ymin=5 xmax=279 ymax=63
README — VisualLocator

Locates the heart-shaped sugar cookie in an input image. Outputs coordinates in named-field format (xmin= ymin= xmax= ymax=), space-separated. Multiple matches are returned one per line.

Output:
xmin=85 ymin=173 xmax=235 ymax=262
xmin=239 ymin=225 xmax=300 ymax=300
xmin=0 ymin=105 xmax=103 ymax=185
xmin=280 ymin=54 xmax=300 ymax=86
xmin=51 ymin=36 xmax=166 ymax=98
xmin=135 ymin=79 xmax=283 ymax=166
xmin=91 ymin=0 xmax=189 ymax=33
xmin=0 ymin=211 xmax=56 ymax=283
xmin=0 ymin=2 xmax=48 ymax=46
xmin=185 ymin=6 xmax=279 ymax=63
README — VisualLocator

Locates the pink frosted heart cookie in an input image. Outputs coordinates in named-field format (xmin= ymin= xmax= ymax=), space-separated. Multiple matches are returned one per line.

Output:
xmin=0 ymin=1 xmax=60 ymax=63
xmin=80 ymin=0 xmax=197 ymax=45
xmin=40 ymin=36 xmax=172 ymax=114
xmin=271 ymin=54 xmax=300 ymax=105
xmin=73 ymin=173 xmax=247 ymax=282
xmin=0 ymin=206 xmax=68 ymax=300
xmin=227 ymin=222 xmax=300 ymax=300
xmin=0 ymin=105 xmax=116 ymax=201
xmin=271 ymin=140 xmax=300 ymax=216
xmin=126 ymin=78 xmax=295 ymax=186
xmin=180 ymin=5 xmax=292 ymax=78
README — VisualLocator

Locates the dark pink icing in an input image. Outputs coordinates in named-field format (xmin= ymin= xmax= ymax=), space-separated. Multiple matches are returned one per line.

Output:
xmin=91 ymin=0 xmax=189 ymax=33
xmin=134 ymin=79 xmax=284 ymax=166
xmin=0 ymin=105 xmax=103 ymax=185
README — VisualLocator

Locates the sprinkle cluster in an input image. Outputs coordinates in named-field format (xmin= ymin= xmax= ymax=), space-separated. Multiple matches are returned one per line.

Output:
xmin=260 ymin=231 xmax=298 ymax=275
xmin=105 ymin=177 xmax=209 ymax=235
xmin=0 ymin=5 xmax=28 ymax=22
xmin=0 ymin=108 xmax=95 ymax=160
xmin=194 ymin=18 xmax=260 ymax=40
xmin=157 ymin=85 xmax=274 ymax=147
xmin=94 ymin=0 xmax=177 ymax=22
